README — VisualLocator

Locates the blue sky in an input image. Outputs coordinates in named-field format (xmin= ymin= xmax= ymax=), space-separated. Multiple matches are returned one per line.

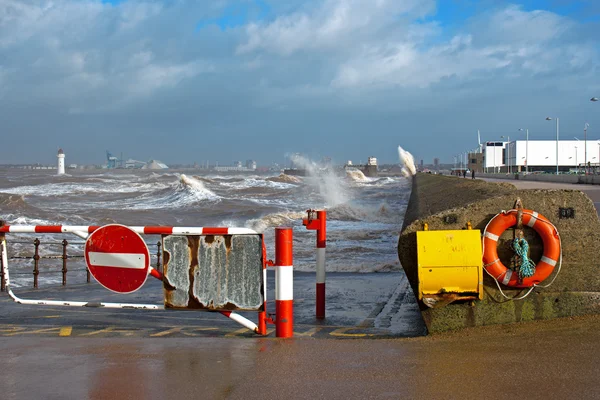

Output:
xmin=1 ymin=0 xmax=599 ymax=165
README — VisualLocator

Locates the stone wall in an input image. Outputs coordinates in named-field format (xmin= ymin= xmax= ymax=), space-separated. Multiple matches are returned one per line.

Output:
xmin=398 ymin=173 xmax=600 ymax=333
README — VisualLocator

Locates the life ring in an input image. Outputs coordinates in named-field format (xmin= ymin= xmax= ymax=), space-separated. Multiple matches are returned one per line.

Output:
xmin=482 ymin=209 xmax=560 ymax=288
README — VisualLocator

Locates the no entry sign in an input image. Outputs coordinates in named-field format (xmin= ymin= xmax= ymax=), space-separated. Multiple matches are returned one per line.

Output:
xmin=85 ymin=224 xmax=150 ymax=294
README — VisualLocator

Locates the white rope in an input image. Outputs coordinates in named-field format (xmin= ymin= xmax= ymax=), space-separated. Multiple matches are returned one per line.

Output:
xmin=481 ymin=209 xmax=562 ymax=301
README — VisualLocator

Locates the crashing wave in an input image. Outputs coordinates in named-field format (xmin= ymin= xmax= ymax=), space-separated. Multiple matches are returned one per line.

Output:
xmin=245 ymin=211 xmax=306 ymax=233
xmin=180 ymin=174 xmax=218 ymax=199
xmin=345 ymin=169 xmax=369 ymax=182
xmin=266 ymin=174 xmax=302 ymax=184
xmin=398 ymin=146 xmax=417 ymax=177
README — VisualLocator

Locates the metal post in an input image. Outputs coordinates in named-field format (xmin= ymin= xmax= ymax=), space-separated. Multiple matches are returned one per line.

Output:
xmin=315 ymin=210 xmax=326 ymax=319
xmin=156 ymin=241 xmax=162 ymax=273
xmin=303 ymin=210 xmax=327 ymax=319
xmin=33 ymin=238 xmax=40 ymax=289
xmin=258 ymin=241 xmax=268 ymax=335
xmin=62 ymin=239 xmax=68 ymax=286
xmin=585 ymin=123 xmax=588 ymax=174
xmin=0 ymin=220 xmax=5 ymax=292
xmin=526 ymin=129 xmax=529 ymax=174
xmin=275 ymin=227 xmax=293 ymax=338
xmin=557 ymin=118 xmax=560 ymax=175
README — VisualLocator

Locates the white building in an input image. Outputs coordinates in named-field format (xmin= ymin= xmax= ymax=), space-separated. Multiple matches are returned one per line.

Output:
xmin=57 ymin=148 xmax=65 ymax=175
xmin=483 ymin=140 xmax=600 ymax=173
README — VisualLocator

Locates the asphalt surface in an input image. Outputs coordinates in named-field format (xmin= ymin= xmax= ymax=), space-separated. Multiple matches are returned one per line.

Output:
xmin=2 ymin=177 xmax=600 ymax=398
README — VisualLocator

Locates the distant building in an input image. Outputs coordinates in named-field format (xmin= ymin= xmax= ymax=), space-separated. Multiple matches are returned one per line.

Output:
xmin=125 ymin=159 xmax=147 ymax=169
xmin=482 ymin=140 xmax=596 ymax=173
xmin=142 ymin=160 xmax=169 ymax=170
xmin=214 ymin=160 xmax=257 ymax=172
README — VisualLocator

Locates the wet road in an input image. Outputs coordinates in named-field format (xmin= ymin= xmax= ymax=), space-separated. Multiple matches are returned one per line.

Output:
xmin=2 ymin=314 xmax=600 ymax=399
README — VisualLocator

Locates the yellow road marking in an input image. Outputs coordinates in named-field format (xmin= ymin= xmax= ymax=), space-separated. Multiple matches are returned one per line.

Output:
xmin=5 ymin=327 xmax=62 ymax=336
xmin=294 ymin=327 xmax=321 ymax=337
xmin=329 ymin=327 xmax=374 ymax=338
xmin=59 ymin=326 xmax=72 ymax=337
xmin=0 ymin=326 xmax=27 ymax=334
xmin=150 ymin=326 xmax=218 ymax=337
xmin=80 ymin=327 xmax=137 ymax=337
xmin=225 ymin=327 xmax=252 ymax=337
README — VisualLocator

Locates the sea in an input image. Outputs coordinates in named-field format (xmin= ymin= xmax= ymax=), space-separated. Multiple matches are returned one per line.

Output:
xmin=0 ymin=160 xmax=413 ymax=288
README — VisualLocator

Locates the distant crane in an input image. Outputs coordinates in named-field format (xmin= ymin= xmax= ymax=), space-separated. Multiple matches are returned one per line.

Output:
xmin=106 ymin=151 xmax=120 ymax=169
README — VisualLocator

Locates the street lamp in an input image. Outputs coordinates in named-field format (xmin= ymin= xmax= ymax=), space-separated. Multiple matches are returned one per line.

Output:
xmin=574 ymin=146 xmax=578 ymax=174
xmin=592 ymin=97 xmax=599 ymax=102
xmin=519 ymin=128 xmax=528 ymax=173
xmin=546 ymin=117 xmax=559 ymax=175
xmin=501 ymin=135 xmax=510 ymax=173
xmin=585 ymin=123 xmax=589 ymax=174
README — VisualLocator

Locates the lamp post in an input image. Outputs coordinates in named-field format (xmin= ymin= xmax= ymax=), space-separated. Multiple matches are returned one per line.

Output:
xmin=518 ymin=128 xmax=528 ymax=173
xmin=584 ymin=123 xmax=589 ymax=174
xmin=501 ymin=135 xmax=510 ymax=173
xmin=574 ymin=146 xmax=578 ymax=174
xmin=546 ymin=117 xmax=559 ymax=174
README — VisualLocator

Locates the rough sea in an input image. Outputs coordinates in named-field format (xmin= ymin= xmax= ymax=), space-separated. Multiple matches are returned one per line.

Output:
xmin=0 ymin=166 xmax=412 ymax=288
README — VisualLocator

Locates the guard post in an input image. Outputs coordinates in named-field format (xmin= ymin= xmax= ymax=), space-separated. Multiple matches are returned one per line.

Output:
xmin=275 ymin=227 xmax=294 ymax=338
xmin=302 ymin=210 xmax=327 ymax=319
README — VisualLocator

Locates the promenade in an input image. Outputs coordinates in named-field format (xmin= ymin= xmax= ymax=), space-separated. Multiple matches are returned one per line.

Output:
xmin=2 ymin=178 xmax=600 ymax=399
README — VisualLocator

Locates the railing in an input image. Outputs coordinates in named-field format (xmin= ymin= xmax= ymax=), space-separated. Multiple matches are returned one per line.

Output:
xmin=0 ymin=238 xmax=162 ymax=291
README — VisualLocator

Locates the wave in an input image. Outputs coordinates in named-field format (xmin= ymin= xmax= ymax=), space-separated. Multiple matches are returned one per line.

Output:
xmin=0 ymin=193 xmax=32 ymax=212
xmin=245 ymin=211 xmax=306 ymax=233
xmin=122 ymin=174 xmax=220 ymax=210
xmin=345 ymin=169 xmax=369 ymax=182
xmin=266 ymin=174 xmax=302 ymax=184
xmin=328 ymin=202 xmax=396 ymax=223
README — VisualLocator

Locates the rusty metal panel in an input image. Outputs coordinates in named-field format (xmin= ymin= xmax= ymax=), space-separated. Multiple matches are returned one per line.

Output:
xmin=163 ymin=235 xmax=264 ymax=311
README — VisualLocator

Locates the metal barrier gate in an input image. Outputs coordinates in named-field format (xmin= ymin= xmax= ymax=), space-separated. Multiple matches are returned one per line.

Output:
xmin=0 ymin=223 xmax=294 ymax=338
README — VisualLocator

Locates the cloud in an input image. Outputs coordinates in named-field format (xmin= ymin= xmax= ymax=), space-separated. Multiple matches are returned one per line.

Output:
xmin=237 ymin=0 xmax=436 ymax=55
xmin=0 ymin=0 xmax=598 ymax=165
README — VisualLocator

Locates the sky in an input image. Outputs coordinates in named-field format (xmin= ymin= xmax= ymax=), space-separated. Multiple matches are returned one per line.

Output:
xmin=0 ymin=0 xmax=599 ymax=166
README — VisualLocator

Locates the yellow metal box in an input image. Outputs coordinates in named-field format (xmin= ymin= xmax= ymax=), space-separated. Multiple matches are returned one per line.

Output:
xmin=416 ymin=230 xmax=483 ymax=300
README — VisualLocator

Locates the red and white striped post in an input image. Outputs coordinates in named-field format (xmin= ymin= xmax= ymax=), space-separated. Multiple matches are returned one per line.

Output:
xmin=302 ymin=210 xmax=327 ymax=319
xmin=275 ymin=227 xmax=293 ymax=338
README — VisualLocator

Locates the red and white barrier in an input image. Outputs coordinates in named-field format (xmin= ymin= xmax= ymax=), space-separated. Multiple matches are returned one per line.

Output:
xmin=303 ymin=210 xmax=327 ymax=319
xmin=0 ymin=224 xmax=285 ymax=336
xmin=0 ymin=225 xmax=257 ymax=239
xmin=275 ymin=227 xmax=294 ymax=338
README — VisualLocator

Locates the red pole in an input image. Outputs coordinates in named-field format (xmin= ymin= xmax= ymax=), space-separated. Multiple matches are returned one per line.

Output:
xmin=315 ymin=210 xmax=326 ymax=319
xmin=258 ymin=239 xmax=268 ymax=335
xmin=303 ymin=210 xmax=327 ymax=319
xmin=275 ymin=227 xmax=293 ymax=338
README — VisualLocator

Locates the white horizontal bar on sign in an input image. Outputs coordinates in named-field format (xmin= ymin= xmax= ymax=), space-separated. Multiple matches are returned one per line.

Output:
xmin=88 ymin=252 xmax=146 ymax=269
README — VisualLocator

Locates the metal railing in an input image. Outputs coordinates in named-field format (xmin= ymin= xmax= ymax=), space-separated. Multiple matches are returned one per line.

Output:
xmin=0 ymin=238 xmax=162 ymax=291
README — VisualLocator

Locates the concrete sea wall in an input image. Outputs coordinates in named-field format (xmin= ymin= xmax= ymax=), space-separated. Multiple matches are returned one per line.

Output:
xmin=398 ymin=173 xmax=600 ymax=333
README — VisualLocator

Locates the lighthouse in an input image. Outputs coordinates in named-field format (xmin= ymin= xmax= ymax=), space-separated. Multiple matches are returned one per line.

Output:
xmin=57 ymin=148 xmax=65 ymax=175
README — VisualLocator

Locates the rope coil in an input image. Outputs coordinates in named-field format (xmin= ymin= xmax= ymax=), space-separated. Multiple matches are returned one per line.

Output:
xmin=512 ymin=237 xmax=536 ymax=280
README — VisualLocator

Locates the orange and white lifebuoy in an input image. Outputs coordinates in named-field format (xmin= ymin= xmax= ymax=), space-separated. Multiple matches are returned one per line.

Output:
xmin=482 ymin=209 xmax=560 ymax=288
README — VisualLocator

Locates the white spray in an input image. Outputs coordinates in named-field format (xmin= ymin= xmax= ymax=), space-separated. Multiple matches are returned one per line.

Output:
xmin=288 ymin=154 xmax=348 ymax=207
xmin=397 ymin=146 xmax=416 ymax=177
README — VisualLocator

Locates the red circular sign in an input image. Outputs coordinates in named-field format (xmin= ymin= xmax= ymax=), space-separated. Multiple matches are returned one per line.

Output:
xmin=85 ymin=224 xmax=150 ymax=294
